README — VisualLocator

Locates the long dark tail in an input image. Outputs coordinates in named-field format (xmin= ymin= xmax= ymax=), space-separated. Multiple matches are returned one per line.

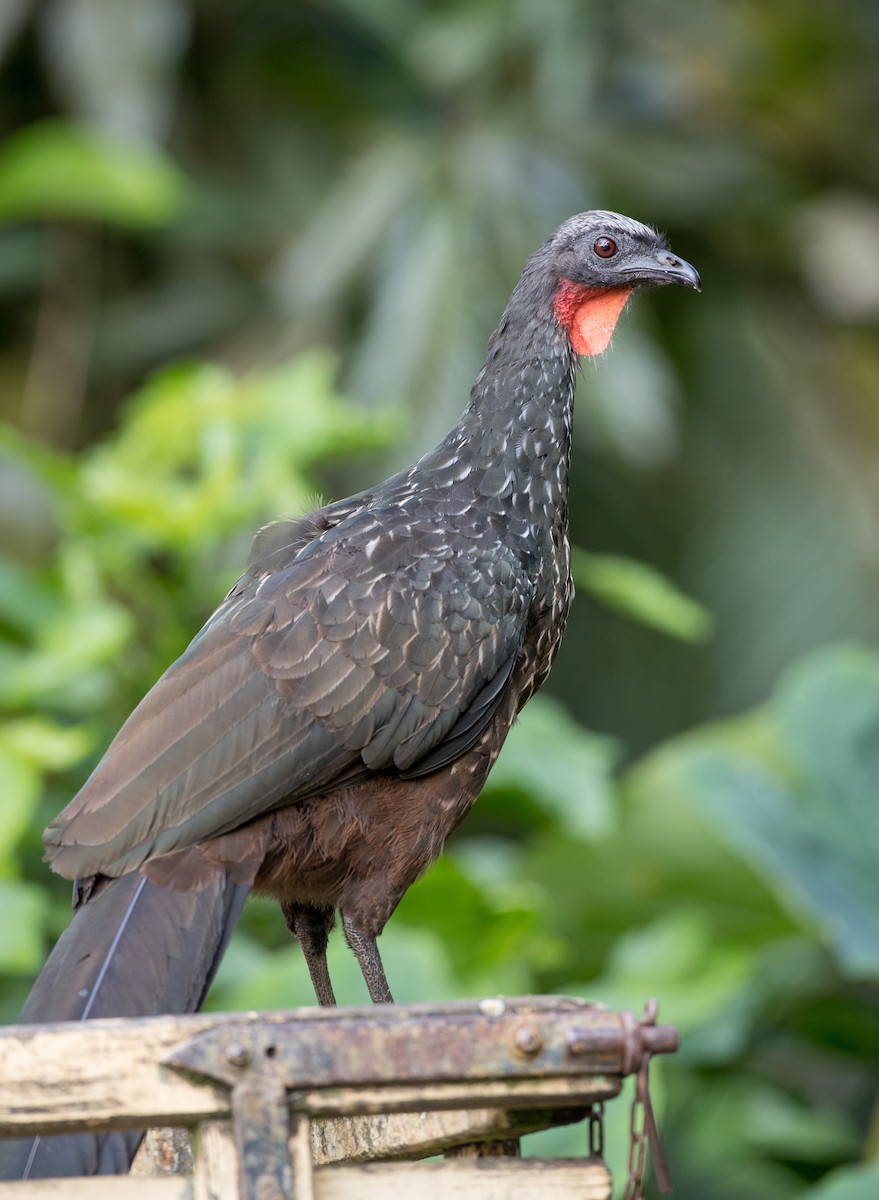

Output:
xmin=0 ymin=871 xmax=249 ymax=1178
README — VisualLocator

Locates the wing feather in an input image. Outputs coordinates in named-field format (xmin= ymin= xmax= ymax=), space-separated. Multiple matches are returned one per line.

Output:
xmin=44 ymin=501 xmax=533 ymax=881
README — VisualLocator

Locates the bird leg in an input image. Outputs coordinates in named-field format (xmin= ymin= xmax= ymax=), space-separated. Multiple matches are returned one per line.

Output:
xmin=281 ymin=902 xmax=337 ymax=1007
xmin=341 ymin=911 xmax=394 ymax=1004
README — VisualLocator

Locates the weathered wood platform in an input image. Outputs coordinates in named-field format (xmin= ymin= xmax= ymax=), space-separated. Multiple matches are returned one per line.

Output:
xmin=0 ymin=995 xmax=676 ymax=1199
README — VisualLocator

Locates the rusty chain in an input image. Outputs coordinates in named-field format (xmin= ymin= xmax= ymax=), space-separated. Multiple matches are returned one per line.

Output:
xmin=623 ymin=1058 xmax=650 ymax=1199
xmin=623 ymin=1000 xmax=673 ymax=1200
xmin=588 ymin=1100 xmax=605 ymax=1159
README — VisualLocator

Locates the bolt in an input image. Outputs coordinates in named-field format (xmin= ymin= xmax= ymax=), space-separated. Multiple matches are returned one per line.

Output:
xmin=641 ymin=1024 xmax=679 ymax=1055
xmin=226 ymin=1042 xmax=251 ymax=1068
xmin=513 ymin=1025 xmax=543 ymax=1057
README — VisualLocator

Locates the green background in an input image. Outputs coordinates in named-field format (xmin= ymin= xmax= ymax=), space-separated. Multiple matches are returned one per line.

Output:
xmin=1 ymin=2 xmax=878 ymax=1196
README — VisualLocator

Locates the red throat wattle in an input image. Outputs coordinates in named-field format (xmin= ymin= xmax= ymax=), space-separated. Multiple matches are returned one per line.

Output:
xmin=553 ymin=279 xmax=634 ymax=357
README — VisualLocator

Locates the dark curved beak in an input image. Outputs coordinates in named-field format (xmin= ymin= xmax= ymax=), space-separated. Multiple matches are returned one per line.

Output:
xmin=621 ymin=250 xmax=702 ymax=292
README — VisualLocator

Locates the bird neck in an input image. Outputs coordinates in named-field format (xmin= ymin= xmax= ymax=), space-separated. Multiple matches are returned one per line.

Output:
xmin=429 ymin=264 xmax=578 ymax=518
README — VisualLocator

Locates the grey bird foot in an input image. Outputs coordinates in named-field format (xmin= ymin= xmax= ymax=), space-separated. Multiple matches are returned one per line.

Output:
xmin=282 ymin=902 xmax=337 ymax=1007
xmin=342 ymin=911 xmax=394 ymax=1004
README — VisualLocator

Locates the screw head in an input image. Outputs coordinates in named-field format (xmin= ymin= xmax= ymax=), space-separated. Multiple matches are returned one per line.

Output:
xmin=513 ymin=1025 xmax=543 ymax=1057
xmin=226 ymin=1042 xmax=251 ymax=1068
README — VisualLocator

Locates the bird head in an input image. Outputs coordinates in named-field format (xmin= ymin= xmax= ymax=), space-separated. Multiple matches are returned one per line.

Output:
xmin=545 ymin=210 xmax=700 ymax=357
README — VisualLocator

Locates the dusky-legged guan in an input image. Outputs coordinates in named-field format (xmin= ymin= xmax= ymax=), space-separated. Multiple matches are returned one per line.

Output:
xmin=0 ymin=212 xmax=699 ymax=1178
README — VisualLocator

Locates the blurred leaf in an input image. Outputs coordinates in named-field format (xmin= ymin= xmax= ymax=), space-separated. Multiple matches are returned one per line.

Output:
xmin=0 ymin=602 xmax=134 ymax=709
xmin=38 ymin=0 xmax=191 ymax=145
xmin=582 ymin=911 xmax=757 ymax=1060
xmin=1 ymin=718 xmax=93 ymax=770
xmin=278 ymin=139 xmax=426 ymax=313
xmin=209 ymin=923 xmax=456 ymax=1011
xmin=572 ymin=548 xmax=714 ymax=643
xmin=679 ymin=646 xmax=879 ymax=978
xmin=746 ymin=1087 xmax=860 ymax=1162
xmin=257 ymin=351 xmax=402 ymax=466
xmin=0 ymin=119 xmax=186 ymax=226
xmin=0 ymin=560 xmax=58 ymax=636
xmin=80 ymin=352 xmax=398 ymax=552
xmin=691 ymin=754 xmax=879 ymax=978
xmin=0 ymin=742 xmax=41 ymax=868
xmin=803 ymin=1163 xmax=879 ymax=1200
xmin=395 ymin=853 xmax=538 ymax=988
xmin=776 ymin=644 xmax=879 ymax=813
xmin=0 ymin=880 xmax=49 ymax=971
xmin=487 ymin=694 xmax=619 ymax=837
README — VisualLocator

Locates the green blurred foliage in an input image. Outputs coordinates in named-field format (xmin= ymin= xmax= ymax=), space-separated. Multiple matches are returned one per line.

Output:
xmin=0 ymin=352 xmax=396 ymax=981
xmin=0 ymin=119 xmax=186 ymax=226
xmin=573 ymin=548 xmax=715 ymax=643
xmin=1 ymin=2 xmax=878 ymax=1198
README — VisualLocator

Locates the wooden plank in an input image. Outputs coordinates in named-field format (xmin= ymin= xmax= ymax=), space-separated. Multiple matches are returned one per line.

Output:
xmin=0 ymin=1181 xmax=189 ymax=1199
xmin=0 ymin=1159 xmax=612 ymax=1200
xmin=0 ymin=1019 xmax=229 ymax=1132
xmin=311 ymin=1105 xmax=586 ymax=1164
xmin=0 ymin=998 xmax=628 ymax=1133
xmin=0 ymin=1046 xmax=616 ymax=1135
xmin=192 ymin=1121 xmax=238 ymax=1200
xmin=116 ymin=1102 xmax=589 ymax=1179
xmin=290 ymin=1116 xmax=315 ymax=1200
xmin=296 ymin=1077 xmax=616 ymax=1117
xmin=313 ymin=1159 xmax=612 ymax=1199
xmin=131 ymin=1129 xmax=193 ymax=1177
xmin=443 ymin=1139 xmax=520 ymax=1158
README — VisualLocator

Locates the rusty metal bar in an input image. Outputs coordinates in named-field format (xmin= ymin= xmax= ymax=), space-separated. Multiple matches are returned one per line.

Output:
xmin=163 ymin=996 xmax=676 ymax=1095
xmin=155 ymin=996 xmax=676 ymax=1200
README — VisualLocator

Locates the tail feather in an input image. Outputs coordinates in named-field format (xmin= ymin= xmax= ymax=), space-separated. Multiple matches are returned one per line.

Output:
xmin=0 ymin=871 xmax=248 ymax=1178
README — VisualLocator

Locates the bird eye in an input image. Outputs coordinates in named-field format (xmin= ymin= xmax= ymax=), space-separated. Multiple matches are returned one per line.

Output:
xmin=593 ymin=237 xmax=617 ymax=259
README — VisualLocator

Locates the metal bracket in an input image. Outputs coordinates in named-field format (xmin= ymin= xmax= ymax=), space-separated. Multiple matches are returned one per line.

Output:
xmin=230 ymin=1074 xmax=296 ymax=1200
xmin=162 ymin=996 xmax=677 ymax=1200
